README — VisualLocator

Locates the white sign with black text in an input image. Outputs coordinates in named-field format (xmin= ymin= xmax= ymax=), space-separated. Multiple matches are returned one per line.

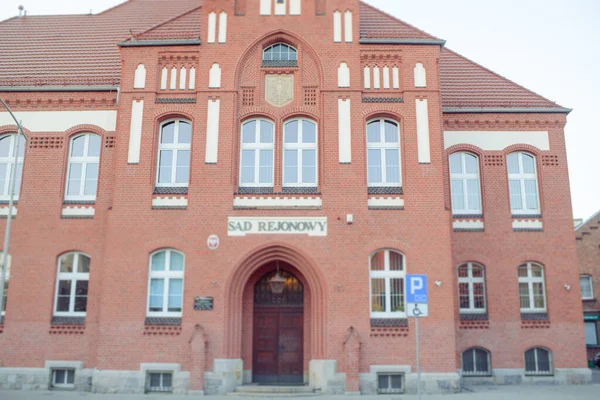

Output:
xmin=228 ymin=217 xmax=327 ymax=237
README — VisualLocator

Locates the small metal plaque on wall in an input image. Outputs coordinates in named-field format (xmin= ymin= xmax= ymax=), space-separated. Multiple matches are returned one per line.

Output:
xmin=194 ymin=297 xmax=214 ymax=311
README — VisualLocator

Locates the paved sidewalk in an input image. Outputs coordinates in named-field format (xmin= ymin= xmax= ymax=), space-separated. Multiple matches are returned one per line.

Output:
xmin=1 ymin=384 xmax=599 ymax=400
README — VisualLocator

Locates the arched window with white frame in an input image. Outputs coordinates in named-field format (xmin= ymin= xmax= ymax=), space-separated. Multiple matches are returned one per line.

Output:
xmin=0 ymin=134 xmax=25 ymax=201
xmin=65 ymin=133 xmax=101 ymax=201
xmin=507 ymin=152 xmax=540 ymax=215
xmin=518 ymin=262 xmax=546 ymax=313
xmin=147 ymin=249 xmax=185 ymax=317
xmin=240 ymin=119 xmax=274 ymax=188
xmin=366 ymin=119 xmax=401 ymax=188
xmin=370 ymin=249 xmax=406 ymax=318
xmin=156 ymin=120 xmax=191 ymax=188
xmin=524 ymin=347 xmax=552 ymax=376
xmin=283 ymin=119 xmax=317 ymax=188
xmin=449 ymin=152 xmax=482 ymax=215
xmin=54 ymin=252 xmax=90 ymax=316
xmin=462 ymin=347 xmax=491 ymax=376
xmin=262 ymin=43 xmax=298 ymax=67
xmin=458 ymin=263 xmax=486 ymax=313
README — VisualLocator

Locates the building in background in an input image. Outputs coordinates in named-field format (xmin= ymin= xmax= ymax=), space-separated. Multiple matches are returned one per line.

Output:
xmin=0 ymin=0 xmax=591 ymax=395
xmin=577 ymin=211 xmax=600 ymax=362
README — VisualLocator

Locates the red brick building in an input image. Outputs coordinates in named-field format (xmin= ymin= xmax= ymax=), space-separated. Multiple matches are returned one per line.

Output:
xmin=577 ymin=211 xmax=600 ymax=363
xmin=0 ymin=0 xmax=591 ymax=395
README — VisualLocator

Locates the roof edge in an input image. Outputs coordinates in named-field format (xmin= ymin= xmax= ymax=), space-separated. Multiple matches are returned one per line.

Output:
xmin=576 ymin=210 xmax=600 ymax=232
xmin=0 ymin=86 xmax=119 ymax=92
xmin=118 ymin=39 xmax=201 ymax=47
xmin=442 ymin=107 xmax=572 ymax=115
xmin=360 ymin=38 xmax=446 ymax=47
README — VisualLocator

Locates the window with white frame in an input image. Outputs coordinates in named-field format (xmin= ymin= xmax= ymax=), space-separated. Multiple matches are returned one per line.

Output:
xmin=51 ymin=368 xmax=75 ymax=389
xmin=524 ymin=347 xmax=552 ymax=375
xmin=458 ymin=263 xmax=486 ymax=313
xmin=65 ymin=134 xmax=100 ymax=201
xmin=263 ymin=43 xmax=298 ymax=65
xmin=462 ymin=347 xmax=491 ymax=376
xmin=54 ymin=252 xmax=90 ymax=316
xmin=585 ymin=321 xmax=598 ymax=346
xmin=366 ymin=119 xmax=401 ymax=187
xmin=156 ymin=120 xmax=191 ymax=187
xmin=449 ymin=152 xmax=482 ymax=215
xmin=580 ymin=275 xmax=594 ymax=300
xmin=518 ymin=262 xmax=546 ymax=313
xmin=507 ymin=152 xmax=540 ymax=215
xmin=0 ymin=134 xmax=25 ymax=201
xmin=1 ymin=253 xmax=10 ymax=316
xmin=148 ymin=250 xmax=184 ymax=317
xmin=240 ymin=119 xmax=274 ymax=187
xmin=283 ymin=119 xmax=317 ymax=187
xmin=370 ymin=250 xmax=406 ymax=318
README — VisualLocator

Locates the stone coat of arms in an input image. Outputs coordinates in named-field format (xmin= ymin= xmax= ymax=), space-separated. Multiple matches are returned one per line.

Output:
xmin=265 ymin=74 xmax=294 ymax=107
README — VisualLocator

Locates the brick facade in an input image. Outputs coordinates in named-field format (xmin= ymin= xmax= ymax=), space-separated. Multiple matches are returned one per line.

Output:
xmin=0 ymin=0 xmax=589 ymax=394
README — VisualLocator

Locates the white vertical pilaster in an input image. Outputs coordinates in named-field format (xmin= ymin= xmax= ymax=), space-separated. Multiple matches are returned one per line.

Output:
xmin=290 ymin=0 xmax=301 ymax=15
xmin=127 ymin=100 xmax=144 ymax=164
xmin=392 ymin=66 xmax=400 ymax=89
xmin=188 ymin=67 xmax=196 ymax=90
xmin=179 ymin=67 xmax=187 ymax=90
xmin=333 ymin=11 xmax=342 ymax=42
xmin=416 ymin=99 xmax=431 ymax=163
xmin=133 ymin=64 xmax=146 ymax=89
xmin=373 ymin=66 xmax=380 ymax=89
xmin=363 ymin=66 xmax=371 ymax=89
xmin=260 ymin=0 xmax=271 ymax=15
xmin=205 ymin=99 xmax=221 ymax=164
xmin=218 ymin=12 xmax=227 ymax=43
xmin=383 ymin=66 xmax=390 ymax=89
xmin=338 ymin=99 xmax=352 ymax=164
xmin=170 ymin=68 xmax=177 ymax=90
xmin=209 ymin=63 xmax=222 ymax=88
xmin=160 ymin=67 xmax=168 ymax=90
xmin=414 ymin=62 xmax=427 ymax=88
xmin=338 ymin=63 xmax=350 ymax=88
xmin=207 ymin=12 xmax=216 ymax=43
xmin=344 ymin=11 xmax=353 ymax=42
xmin=275 ymin=0 xmax=286 ymax=15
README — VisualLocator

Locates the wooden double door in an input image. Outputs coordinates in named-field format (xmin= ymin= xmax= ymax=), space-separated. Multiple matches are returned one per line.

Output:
xmin=253 ymin=306 xmax=304 ymax=384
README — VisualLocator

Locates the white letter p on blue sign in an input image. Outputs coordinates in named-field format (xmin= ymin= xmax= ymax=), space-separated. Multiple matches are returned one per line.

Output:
xmin=410 ymin=276 xmax=423 ymax=295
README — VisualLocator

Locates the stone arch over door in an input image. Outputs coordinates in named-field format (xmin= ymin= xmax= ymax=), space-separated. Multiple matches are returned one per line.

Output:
xmin=224 ymin=243 xmax=327 ymax=361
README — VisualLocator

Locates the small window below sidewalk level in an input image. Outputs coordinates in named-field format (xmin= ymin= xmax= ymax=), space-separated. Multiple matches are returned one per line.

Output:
xmin=51 ymin=368 xmax=75 ymax=389
xmin=377 ymin=373 xmax=403 ymax=394
xmin=146 ymin=372 xmax=173 ymax=393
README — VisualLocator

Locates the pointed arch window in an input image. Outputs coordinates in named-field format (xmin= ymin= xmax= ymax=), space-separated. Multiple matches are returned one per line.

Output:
xmin=54 ymin=252 xmax=90 ymax=317
xmin=65 ymin=133 xmax=101 ymax=201
xmin=263 ymin=43 xmax=298 ymax=67
xmin=156 ymin=120 xmax=191 ymax=188
xmin=148 ymin=250 xmax=185 ymax=317
xmin=0 ymin=134 xmax=25 ymax=201
xmin=370 ymin=249 xmax=406 ymax=318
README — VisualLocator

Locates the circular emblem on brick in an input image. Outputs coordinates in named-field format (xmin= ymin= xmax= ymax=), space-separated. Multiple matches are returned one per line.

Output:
xmin=207 ymin=234 xmax=220 ymax=250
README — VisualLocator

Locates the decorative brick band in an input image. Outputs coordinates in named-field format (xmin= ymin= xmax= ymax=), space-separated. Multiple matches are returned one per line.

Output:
xmin=153 ymin=187 xmax=189 ymax=195
xmin=144 ymin=325 xmax=182 ymax=336
xmin=51 ymin=316 xmax=86 ymax=325
xmin=370 ymin=327 xmax=409 ymax=338
xmin=362 ymin=97 xmax=404 ymax=103
xmin=368 ymin=187 xmax=403 ymax=195
xmin=521 ymin=320 xmax=551 ymax=329
xmin=521 ymin=312 xmax=549 ymax=321
xmin=237 ymin=187 xmax=274 ymax=195
xmin=145 ymin=317 xmax=182 ymax=326
xmin=370 ymin=318 xmax=408 ymax=328
xmin=460 ymin=313 xmax=488 ymax=321
xmin=155 ymin=98 xmax=196 ymax=104
xmin=282 ymin=187 xmax=319 ymax=194
xmin=460 ymin=320 xmax=490 ymax=330
xmin=49 ymin=325 xmax=85 ymax=335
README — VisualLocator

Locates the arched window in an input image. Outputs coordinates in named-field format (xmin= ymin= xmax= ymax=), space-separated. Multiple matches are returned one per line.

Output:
xmin=148 ymin=250 xmax=185 ymax=317
xmin=458 ymin=263 xmax=486 ymax=313
xmin=366 ymin=119 xmax=401 ymax=187
xmin=462 ymin=348 xmax=491 ymax=376
xmin=156 ymin=120 xmax=191 ymax=188
xmin=507 ymin=152 xmax=540 ymax=215
xmin=54 ymin=252 xmax=90 ymax=316
xmin=0 ymin=134 xmax=25 ymax=201
xmin=449 ymin=152 xmax=482 ymax=215
xmin=263 ymin=43 xmax=298 ymax=67
xmin=65 ymin=133 xmax=101 ymax=201
xmin=240 ymin=119 xmax=274 ymax=188
xmin=370 ymin=250 xmax=406 ymax=318
xmin=283 ymin=119 xmax=317 ymax=187
xmin=518 ymin=262 xmax=546 ymax=313
xmin=524 ymin=347 xmax=552 ymax=375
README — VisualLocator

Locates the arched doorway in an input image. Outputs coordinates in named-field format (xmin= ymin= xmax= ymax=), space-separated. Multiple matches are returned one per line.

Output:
xmin=253 ymin=269 xmax=304 ymax=384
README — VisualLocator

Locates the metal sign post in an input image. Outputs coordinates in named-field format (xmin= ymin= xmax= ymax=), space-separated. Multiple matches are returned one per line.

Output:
xmin=407 ymin=274 xmax=428 ymax=400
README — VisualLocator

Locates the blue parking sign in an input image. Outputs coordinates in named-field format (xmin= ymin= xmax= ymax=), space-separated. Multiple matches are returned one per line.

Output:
xmin=406 ymin=275 xmax=428 ymax=304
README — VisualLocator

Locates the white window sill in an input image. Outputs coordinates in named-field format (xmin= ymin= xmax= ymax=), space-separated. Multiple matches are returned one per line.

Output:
xmin=152 ymin=197 xmax=188 ymax=209
xmin=453 ymin=220 xmax=484 ymax=231
xmin=61 ymin=206 xmax=94 ymax=218
xmin=512 ymin=220 xmax=543 ymax=230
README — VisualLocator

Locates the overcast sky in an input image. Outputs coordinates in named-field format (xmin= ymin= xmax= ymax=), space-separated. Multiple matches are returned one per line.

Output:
xmin=0 ymin=0 xmax=598 ymax=220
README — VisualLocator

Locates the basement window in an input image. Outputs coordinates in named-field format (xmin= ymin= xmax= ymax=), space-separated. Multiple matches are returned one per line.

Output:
xmin=146 ymin=372 xmax=173 ymax=393
xmin=51 ymin=368 xmax=75 ymax=389
xmin=377 ymin=373 xmax=403 ymax=394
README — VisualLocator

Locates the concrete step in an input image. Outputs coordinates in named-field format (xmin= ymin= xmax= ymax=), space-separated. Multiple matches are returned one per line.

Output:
xmin=227 ymin=385 xmax=319 ymax=397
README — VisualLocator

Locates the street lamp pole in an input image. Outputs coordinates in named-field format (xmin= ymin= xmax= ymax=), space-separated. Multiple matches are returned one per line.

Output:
xmin=0 ymin=98 xmax=24 ymax=319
